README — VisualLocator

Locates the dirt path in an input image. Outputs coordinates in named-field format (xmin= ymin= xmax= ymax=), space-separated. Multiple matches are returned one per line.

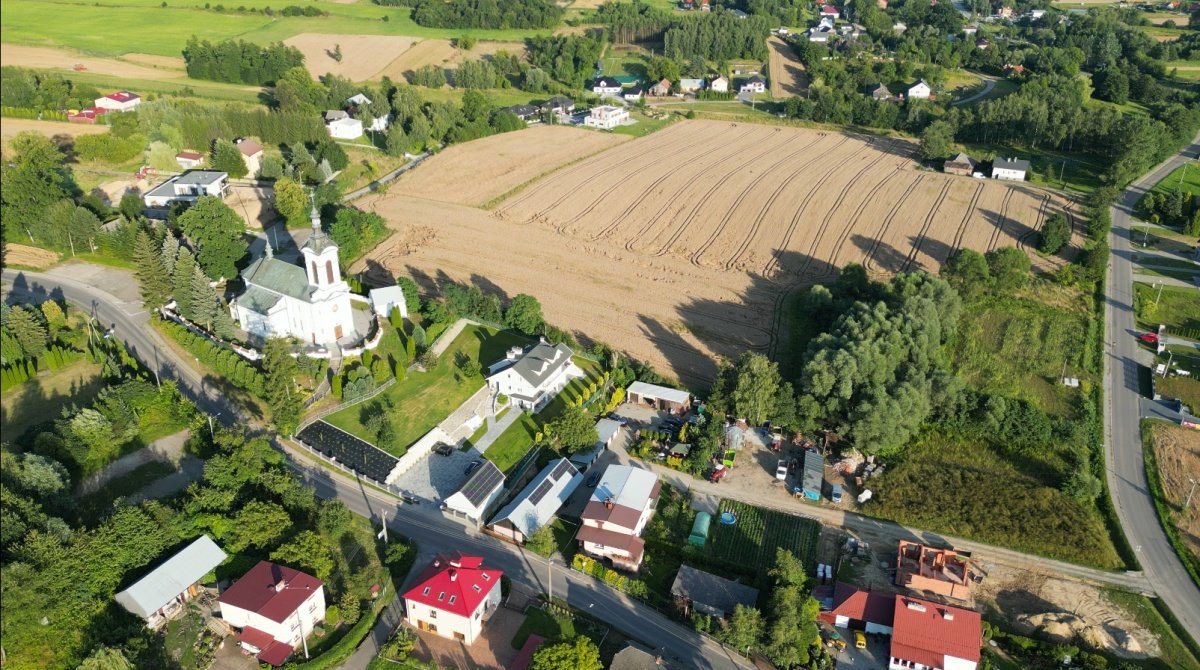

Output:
xmin=77 ymin=430 xmax=191 ymax=495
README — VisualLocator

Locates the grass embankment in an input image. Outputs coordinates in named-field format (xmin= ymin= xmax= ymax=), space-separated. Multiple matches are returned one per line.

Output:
xmin=1140 ymin=420 xmax=1200 ymax=590
xmin=1 ymin=358 xmax=104 ymax=438
xmin=1105 ymin=588 xmax=1200 ymax=670
xmin=324 ymin=324 xmax=532 ymax=457
xmin=1134 ymin=282 xmax=1200 ymax=336
xmin=2 ymin=0 xmax=548 ymax=58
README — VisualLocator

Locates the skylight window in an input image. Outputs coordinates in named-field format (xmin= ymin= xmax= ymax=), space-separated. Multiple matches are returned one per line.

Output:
xmin=481 ymin=573 xmax=492 ymax=581
xmin=472 ymin=584 xmax=481 ymax=592
xmin=448 ymin=596 xmax=457 ymax=604
xmin=438 ymin=591 xmax=445 ymax=601
xmin=422 ymin=587 xmax=430 ymax=596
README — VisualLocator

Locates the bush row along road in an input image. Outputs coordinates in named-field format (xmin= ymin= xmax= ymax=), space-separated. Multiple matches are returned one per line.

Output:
xmin=1104 ymin=131 xmax=1200 ymax=644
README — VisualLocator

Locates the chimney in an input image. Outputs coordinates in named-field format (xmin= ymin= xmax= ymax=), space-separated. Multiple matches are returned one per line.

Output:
xmin=449 ymin=569 xmax=458 ymax=582
xmin=605 ymin=497 xmax=614 ymax=510
xmin=274 ymin=579 xmax=288 ymax=592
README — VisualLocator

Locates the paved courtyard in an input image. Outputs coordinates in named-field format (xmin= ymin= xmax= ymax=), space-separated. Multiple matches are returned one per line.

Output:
xmin=829 ymin=629 xmax=891 ymax=670
xmin=391 ymin=445 xmax=483 ymax=505
xmin=406 ymin=606 xmax=524 ymax=670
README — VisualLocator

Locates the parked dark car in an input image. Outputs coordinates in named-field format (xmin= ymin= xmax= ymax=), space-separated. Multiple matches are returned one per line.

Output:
xmin=586 ymin=472 xmax=601 ymax=487
xmin=464 ymin=460 xmax=481 ymax=475
xmin=434 ymin=444 xmax=453 ymax=456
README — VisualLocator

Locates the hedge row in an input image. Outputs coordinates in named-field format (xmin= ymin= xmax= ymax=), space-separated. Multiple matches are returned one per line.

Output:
xmin=0 ymin=106 xmax=69 ymax=121
xmin=571 ymin=553 xmax=650 ymax=600
xmin=159 ymin=320 xmax=265 ymax=396
xmin=282 ymin=594 xmax=390 ymax=670
xmin=0 ymin=346 xmax=86 ymax=391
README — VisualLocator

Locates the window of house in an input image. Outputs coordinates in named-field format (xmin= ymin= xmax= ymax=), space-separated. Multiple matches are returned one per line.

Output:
xmin=448 ymin=596 xmax=456 ymax=605
xmin=437 ymin=591 xmax=445 ymax=601
xmin=471 ymin=584 xmax=481 ymax=593
xmin=429 ymin=611 xmax=437 ymax=619
xmin=290 ymin=620 xmax=300 ymax=630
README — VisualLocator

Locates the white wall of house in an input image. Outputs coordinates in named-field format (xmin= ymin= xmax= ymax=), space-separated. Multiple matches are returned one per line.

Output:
xmin=486 ymin=361 xmax=581 ymax=411
xmin=242 ymin=152 xmax=263 ymax=176
xmin=94 ymin=96 xmax=140 ymax=112
xmin=584 ymin=106 xmax=629 ymax=131
xmin=404 ymin=582 xmax=500 ymax=644
xmin=890 ymin=654 xmax=974 ymax=670
xmin=581 ymin=539 xmax=637 ymax=566
xmin=328 ymin=118 xmax=363 ymax=139
xmin=907 ymin=83 xmax=931 ymax=99
xmin=992 ymin=168 xmax=1025 ymax=181
xmin=221 ymin=589 xmax=325 ymax=647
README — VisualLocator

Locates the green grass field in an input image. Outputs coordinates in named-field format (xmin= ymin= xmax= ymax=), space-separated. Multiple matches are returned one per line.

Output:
xmin=952 ymin=290 xmax=1092 ymax=416
xmin=1165 ymin=62 xmax=1200 ymax=82
xmin=2 ymin=0 xmax=549 ymax=57
xmin=1139 ymin=161 xmax=1200 ymax=209
xmin=323 ymin=325 xmax=531 ymax=456
xmin=1134 ymin=282 xmax=1200 ymax=335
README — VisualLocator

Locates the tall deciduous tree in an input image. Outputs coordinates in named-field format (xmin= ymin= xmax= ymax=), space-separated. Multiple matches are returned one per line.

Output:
xmin=270 ymin=530 xmax=335 ymax=580
xmin=985 ymin=247 xmax=1031 ymax=290
xmin=78 ymin=646 xmax=135 ymax=670
xmin=731 ymin=352 xmax=782 ymax=425
xmin=919 ymin=120 xmax=955 ymax=161
xmin=545 ymin=405 xmax=599 ymax=453
xmin=134 ymin=230 xmax=170 ymax=309
xmin=718 ymin=604 xmax=764 ymax=652
xmin=274 ymin=177 xmax=310 ymax=227
xmin=504 ymin=294 xmax=544 ymax=334
xmin=176 ymin=196 xmax=247 ymax=280
xmin=226 ymin=500 xmax=291 ymax=552
xmin=263 ymin=338 xmax=303 ymax=435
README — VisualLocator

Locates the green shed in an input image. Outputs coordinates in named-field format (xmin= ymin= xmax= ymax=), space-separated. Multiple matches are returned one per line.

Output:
xmin=688 ymin=511 xmax=712 ymax=547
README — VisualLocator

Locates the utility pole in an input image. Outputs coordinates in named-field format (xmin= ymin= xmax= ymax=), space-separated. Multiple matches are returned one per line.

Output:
xmin=1185 ymin=477 xmax=1198 ymax=511
xmin=547 ymin=557 xmax=553 ymax=605
xmin=1162 ymin=351 xmax=1174 ymax=377
xmin=380 ymin=510 xmax=388 ymax=543
xmin=1155 ymin=281 xmax=1165 ymax=306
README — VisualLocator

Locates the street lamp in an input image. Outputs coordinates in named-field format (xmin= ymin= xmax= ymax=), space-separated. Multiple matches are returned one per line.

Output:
xmin=1155 ymin=281 xmax=1165 ymax=307
xmin=1185 ymin=477 xmax=1198 ymax=511
xmin=279 ymin=582 xmax=315 ymax=660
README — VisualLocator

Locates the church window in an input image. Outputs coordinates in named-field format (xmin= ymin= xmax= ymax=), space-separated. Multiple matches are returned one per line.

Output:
xmin=325 ymin=260 xmax=334 ymax=284
xmin=310 ymin=262 xmax=319 ymax=284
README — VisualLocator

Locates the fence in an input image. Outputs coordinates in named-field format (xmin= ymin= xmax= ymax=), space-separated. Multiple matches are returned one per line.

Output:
xmin=161 ymin=304 xmax=261 ymax=361
xmin=299 ymin=376 xmax=396 ymax=431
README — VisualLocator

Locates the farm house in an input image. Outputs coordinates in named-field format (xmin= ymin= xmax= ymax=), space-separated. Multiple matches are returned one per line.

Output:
xmin=626 ymin=381 xmax=693 ymax=413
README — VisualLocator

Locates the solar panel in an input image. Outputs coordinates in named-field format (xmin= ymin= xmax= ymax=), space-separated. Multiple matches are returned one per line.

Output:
xmin=296 ymin=422 xmax=399 ymax=482
xmin=549 ymin=459 xmax=575 ymax=482
xmin=459 ymin=460 xmax=504 ymax=507
xmin=528 ymin=480 xmax=554 ymax=506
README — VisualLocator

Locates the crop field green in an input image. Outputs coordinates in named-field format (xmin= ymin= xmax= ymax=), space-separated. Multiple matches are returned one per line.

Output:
xmin=1 ymin=0 xmax=550 ymax=57
xmin=952 ymin=291 xmax=1091 ymax=416
xmin=708 ymin=500 xmax=820 ymax=571
xmin=1140 ymin=161 xmax=1200 ymax=207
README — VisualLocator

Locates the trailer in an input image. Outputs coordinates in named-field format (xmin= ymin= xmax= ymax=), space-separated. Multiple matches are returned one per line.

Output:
xmin=801 ymin=449 xmax=823 ymax=501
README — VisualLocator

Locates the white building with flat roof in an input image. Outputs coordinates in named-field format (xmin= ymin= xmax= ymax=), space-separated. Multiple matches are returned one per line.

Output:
xmin=584 ymin=105 xmax=630 ymax=131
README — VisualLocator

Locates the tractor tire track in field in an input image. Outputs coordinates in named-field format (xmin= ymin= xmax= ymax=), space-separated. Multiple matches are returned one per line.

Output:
xmin=985 ymin=188 xmax=1015 ymax=252
xmin=492 ymin=123 xmax=686 ymax=218
xmin=627 ymin=129 xmax=794 ymax=255
xmin=900 ymin=180 xmax=952 ymax=272
xmin=811 ymin=165 xmax=905 ymax=281
xmin=612 ymin=128 xmax=778 ymax=248
xmin=787 ymin=137 xmax=903 ymax=278
xmin=541 ymin=129 xmax=705 ymax=233
xmin=761 ymin=135 xmax=882 ymax=278
xmin=949 ymin=181 xmax=986 ymax=253
xmin=587 ymin=127 xmax=761 ymax=241
xmin=1017 ymin=193 xmax=1052 ymax=256
xmin=863 ymin=174 xmax=924 ymax=275
xmin=652 ymin=132 xmax=806 ymax=259
xmin=720 ymin=135 xmax=854 ymax=272
xmin=688 ymin=133 xmax=827 ymax=268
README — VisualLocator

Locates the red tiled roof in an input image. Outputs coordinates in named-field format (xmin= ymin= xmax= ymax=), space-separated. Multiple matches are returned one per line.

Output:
xmin=510 ymin=634 xmax=545 ymax=670
xmin=891 ymin=596 xmax=981 ymax=668
xmin=237 ymin=626 xmax=275 ymax=651
xmin=821 ymin=4 xmax=838 ymax=11
xmin=257 ymin=640 xmax=295 ymax=666
xmin=218 ymin=561 xmax=323 ymax=624
xmin=829 ymin=582 xmax=895 ymax=627
xmin=176 ymin=151 xmax=204 ymax=160
xmin=581 ymin=501 xmax=643 ymax=529
xmin=237 ymin=139 xmax=264 ymax=156
xmin=403 ymin=553 xmax=501 ymax=618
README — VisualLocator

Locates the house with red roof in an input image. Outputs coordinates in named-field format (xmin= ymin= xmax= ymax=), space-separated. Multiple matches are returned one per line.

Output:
xmin=821 ymin=582 xmax=895 ymax=634
xmin=819 ymin=4 xmax=841 ymax=18
xmin=403 ymin=553 xmax=503 ymax=644
xmin=217 ymin=561 xmax=326 ymax=667
xmin=889 ymin=595 xmax=981 ymax=670
xmin=94 ymin=90 xmax=141 ymax=112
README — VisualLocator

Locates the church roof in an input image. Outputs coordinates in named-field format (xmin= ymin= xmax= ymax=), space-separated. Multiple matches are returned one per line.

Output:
xmin=238 ymin=284 xmax=283 ymax=314
xmin=241 ymin=257 xmax=314 ymax=304
xmin=303 ymin=227 xmax=337 ymax=255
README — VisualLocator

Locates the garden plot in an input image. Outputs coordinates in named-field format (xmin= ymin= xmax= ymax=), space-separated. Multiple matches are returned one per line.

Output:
xmin=708 ymin=500 xmax=821 ymax=571
xmin=355 ymin=120 xmax=1074 ymax=384
xmin=283 ymin=33 xmax=419 ymax=81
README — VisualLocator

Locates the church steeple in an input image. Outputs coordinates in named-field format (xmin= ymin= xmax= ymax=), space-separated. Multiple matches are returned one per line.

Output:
xmin=300 ymin=190 xmax=341 ymax=288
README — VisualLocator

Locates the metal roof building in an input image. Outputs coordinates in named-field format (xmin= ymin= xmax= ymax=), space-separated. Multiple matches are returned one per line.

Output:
xmin=670 ymin=564 xmax=759 ymax=618
xmin=442 ymin=459 xmax=505 ymax=524
xmin=489 ymin=459 xmax=582 ymax=542
xmin=802 ymin=449 xmax=824 ymax=500
xmin=115 ymin=535 xmax=227 ymax=626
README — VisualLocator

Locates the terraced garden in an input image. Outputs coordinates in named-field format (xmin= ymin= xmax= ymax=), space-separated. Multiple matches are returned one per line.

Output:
xmin=709 ymin=500 xmax=821 ymax=571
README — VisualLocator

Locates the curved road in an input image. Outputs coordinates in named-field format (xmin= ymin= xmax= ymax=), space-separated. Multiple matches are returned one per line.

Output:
xmin=1104 ymin=132 xmax=1200 ymax=643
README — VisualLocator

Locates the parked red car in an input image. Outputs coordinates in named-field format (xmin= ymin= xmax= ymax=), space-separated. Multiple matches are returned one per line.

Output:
xmin=1140 ymin=332 xmax=1159 ymax=344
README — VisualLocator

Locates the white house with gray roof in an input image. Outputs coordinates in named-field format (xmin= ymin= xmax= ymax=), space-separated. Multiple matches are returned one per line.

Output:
xmin=232 ymin=204 xmax=356 ymax=345
xmin=115 ymin=535 xmax=227 ymax=629
xmin=143 ymin=171 xmax=228 ymax=217
xmin=442 ymin=459 xmax=505 ymax=525
xmin=489 ymin=458 xmax=582 ymax=543
xmin=991 ymin=156 xmax=1030 ymax=181
xmin=485 ymin=340 xmax=583 ymax=411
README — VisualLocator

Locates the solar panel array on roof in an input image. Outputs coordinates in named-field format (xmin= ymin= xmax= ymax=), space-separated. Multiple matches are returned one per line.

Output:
xmin=459 ymin=460 xmax=504 ymax=507
xmin=296 ymin=421 xmax=399 ymax=483
xmin=528 ymin=480 xmax=555 ymax=506
xmin=549 ymin=459 xmax=574 ymax=482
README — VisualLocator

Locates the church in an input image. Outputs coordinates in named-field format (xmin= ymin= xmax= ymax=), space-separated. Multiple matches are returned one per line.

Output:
xmin=232 ymin=205 xmax=357 ymax=346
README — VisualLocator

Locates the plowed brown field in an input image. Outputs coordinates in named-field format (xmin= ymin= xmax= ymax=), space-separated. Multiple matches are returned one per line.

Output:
xmin=355 ymin=121 xmax=1079 ymax=383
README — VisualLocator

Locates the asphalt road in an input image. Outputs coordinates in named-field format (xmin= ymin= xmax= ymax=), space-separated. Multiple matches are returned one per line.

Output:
xmin=1104 ymin=132 xmax=1200 ymax=642
xmin=0 ymin=268 xmax=752 ymax=670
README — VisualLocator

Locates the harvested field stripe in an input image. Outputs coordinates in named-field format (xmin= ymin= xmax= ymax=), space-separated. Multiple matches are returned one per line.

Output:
xmin=950 ymin=181 xmax=986 ymax=253
xmin=650 ymin=131 xmax=807 ymax=258
xmin=791 ymin=138 xmax=902 ymax=278
xmin=689 ymin=132 xmax=829 ymax=267
xmin=816 ymin=166 xmax=906 ymax=280
xmin=622 ymin=128 xmax=787 ymax=252
xmin=556 ymin=127 xmax=753 ymax=236
xmin=901 ymin=180 xmax=953 ymax=272
xmin=588 ymin=126 xmax=761 ymax=241
xmin=1017 ymin=193 xmax=1052 ymax=256
xmin=863 ymin=175 xmax=925 ymax=275
xmin=762 ymin=135 xmax=880 ymax=278
xmin=986 ymin=188 xmax=1016 ymax=252
xmin=723 ymin=135 xmax=854 ymax=271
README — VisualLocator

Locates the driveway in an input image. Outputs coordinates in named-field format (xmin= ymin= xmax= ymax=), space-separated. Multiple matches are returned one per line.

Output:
xmin=390 ymin=446 xmax=483 ymax=505
xmin=830 ymin=630 xmax=890 ymax=670
xmin=406 ymin=607 xmax=524 ymax=670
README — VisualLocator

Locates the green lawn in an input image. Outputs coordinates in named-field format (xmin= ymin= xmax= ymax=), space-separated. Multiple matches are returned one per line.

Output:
xmin=1164 ymin=62 xmax=1200 ymax=82
xmin=323 ymin=325 xmax=532 ymax=456
xmin=1 ymin=0 xmax=551 ymax=57
xmin=1134 ymin=282 xmax=1200 ymax=336
xmin=1137 ymin=161 xmax=1200 ymax=213
xmin=961 ymin=141 xmax=1107 ymax=193
xmin=612 ymin=111 xmax=676 ymax=138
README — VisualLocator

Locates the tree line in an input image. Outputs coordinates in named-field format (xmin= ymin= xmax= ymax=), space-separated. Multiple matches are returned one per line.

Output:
xmin=411 ymin=0 xmax=562 ymax=29
xmin=1 ymin=66 xmax=101 ymax=111
xmin=183 ymin=36 xmax=304 ymax=85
